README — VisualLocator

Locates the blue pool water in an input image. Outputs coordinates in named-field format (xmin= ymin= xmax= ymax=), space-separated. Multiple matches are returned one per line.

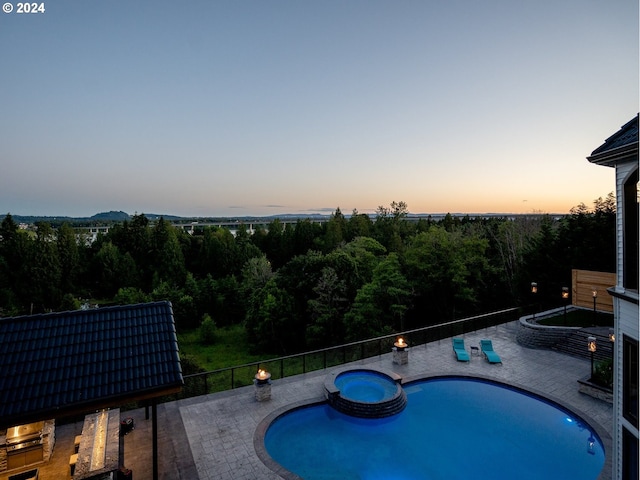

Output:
xmin=264 ymin=377 xmax=605 ymax=480
xmin=335 ymin=371 xmax=398 ymax=402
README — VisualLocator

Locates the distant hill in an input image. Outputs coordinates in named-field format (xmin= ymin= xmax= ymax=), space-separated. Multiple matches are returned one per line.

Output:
xmin=90 ymin=211 xmax=131 ymax=221
xmin=7 ymin=210 xmax=183 ymax=225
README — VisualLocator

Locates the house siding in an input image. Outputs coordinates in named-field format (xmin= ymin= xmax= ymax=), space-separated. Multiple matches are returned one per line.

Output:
xmin=588 ymin=115 xmax=638 ymax=480
xmin=619 ymin=299 xmax=639 ymax=335
xmin=614 ymin=162 xmax=639 ymax=480
xmin=616 ymin=162 xmax=637 ymax=287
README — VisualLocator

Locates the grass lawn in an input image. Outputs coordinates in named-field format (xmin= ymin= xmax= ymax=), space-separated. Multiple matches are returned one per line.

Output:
xmin=536 ymin=309 xmax=614 ymax=328
xmin=177 ymin=324 xmax=275 ymax=372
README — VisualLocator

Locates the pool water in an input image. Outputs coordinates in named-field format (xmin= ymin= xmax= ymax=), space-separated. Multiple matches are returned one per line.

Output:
xmin=264 ymin=378 xmax=605 ymax=480
xmin=334 ymin=371 xmax=398 ymax=402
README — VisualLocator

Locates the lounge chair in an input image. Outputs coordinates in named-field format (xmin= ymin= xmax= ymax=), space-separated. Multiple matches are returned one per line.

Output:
xmin=480 ymin=339 xmax=502 ymax=364
xmin=452 ymin=338 xmax=470 ymax=362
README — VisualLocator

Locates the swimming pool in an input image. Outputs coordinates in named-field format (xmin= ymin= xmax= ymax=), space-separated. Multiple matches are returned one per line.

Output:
xmin=262 ymin=376 xmax=606 ymax=480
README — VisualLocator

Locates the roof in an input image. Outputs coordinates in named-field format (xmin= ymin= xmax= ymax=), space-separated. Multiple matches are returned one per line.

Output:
xmin=0 ymin=301 xmax=183 ymax=428
xmin=587 ymin=114 xmax=639 ymax=167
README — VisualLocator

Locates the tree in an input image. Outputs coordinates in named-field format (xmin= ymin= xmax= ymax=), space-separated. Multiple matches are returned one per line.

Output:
xmin=520 ymin=195 xmax=616 ymax=308
xmin=291 ymin=219 xmax=323 ymax=256
xmin=0 ymin=213 xmax=18 ymax=244
xmin=338 ymin=236 xmax=386 ymax=291
xmin=56 ymin=223 xmax=80 ymax=294
xmin=151 ymin=218 xmax=186 ymax=287
xmin=374 ymin=201 xmax=409 ymax=252
xmin=245 ymin=278 xmax=296 ymax=353
xmin=27 ymin=222 xmax=62 ymax=311
xmin=344 ymin=253 xmax=411 ymax=340
xmin=347 ymin=209 xmax=373 ymax=240
xmin=520 ymin=215 xmax=561 ymax=307
xmin=110 ymin=214 xmax=152 ymax=289
xmin=322 ymin=208 xmax=347 ymax=252
xmin=241 ymin=256 xmax=273 ymax=295
xmin=484 ymin=216 xmax=540 ymax=301
xmin=114 ymin=287 xmax=150 ymax=305
xmin=234 ymin=223 xmax=263 ymax=271
xmin=92 ymin=242 xmax=138 ymax=298
xmin=404 ymin=226 xmax=490 ymax=322
xmin=0 ymin=214 xmax=29 ymax=314
xmin=264 ymin=218 xmax=288 ymax=268
xmin=200 ymin=274 xmax=244 ymax=327
xmin=59 ymin=293 xmax=81 ymax=311
xmin=306 ymin=267 xmax=348 ymax=347
xmin=198 ymin=313 xmax=217 ymax=344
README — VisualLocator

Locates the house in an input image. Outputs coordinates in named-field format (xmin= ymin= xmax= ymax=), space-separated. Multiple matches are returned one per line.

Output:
xmin=587 ymin=114 xmax=639 ymax=480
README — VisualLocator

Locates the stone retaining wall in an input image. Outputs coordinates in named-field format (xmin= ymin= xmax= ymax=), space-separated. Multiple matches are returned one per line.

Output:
xmin=577 ymin=377 xmax=614 ymax=404
xmin=516 ymin=307 xmax=580 ymax=349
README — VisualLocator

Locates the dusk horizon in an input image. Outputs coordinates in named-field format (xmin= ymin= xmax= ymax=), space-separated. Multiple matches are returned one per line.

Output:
xmin=1 ymin=0 xmax=636 ymax=222
xmin=5 ymin=202 xmax=600 ymax=220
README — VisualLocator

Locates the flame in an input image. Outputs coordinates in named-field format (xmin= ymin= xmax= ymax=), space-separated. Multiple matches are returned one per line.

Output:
xmin=397 ymin=338 xmax=404 ymax=346
xmin=257 ymin=369 xmax=267 ymax=379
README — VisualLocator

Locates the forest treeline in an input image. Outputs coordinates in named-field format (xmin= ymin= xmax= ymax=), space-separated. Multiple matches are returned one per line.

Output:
xmin=0 ymin=197 xmax=616 ymax=355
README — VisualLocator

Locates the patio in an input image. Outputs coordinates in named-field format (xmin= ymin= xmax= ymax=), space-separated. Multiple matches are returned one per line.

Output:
xmin=2 ymin=320 xmax=613 ymax=480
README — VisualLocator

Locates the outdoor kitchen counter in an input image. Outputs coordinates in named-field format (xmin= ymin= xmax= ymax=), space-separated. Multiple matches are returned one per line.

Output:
xmin=73 ymin=409 xmax=120 ymax=480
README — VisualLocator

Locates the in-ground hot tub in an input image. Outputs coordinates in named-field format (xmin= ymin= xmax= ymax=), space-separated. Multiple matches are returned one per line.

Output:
xmin=323 ymin=367 xmax=407 ymax=418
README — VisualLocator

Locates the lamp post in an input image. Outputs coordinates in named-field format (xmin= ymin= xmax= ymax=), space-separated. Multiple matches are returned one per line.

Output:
xmin=592 ymin=289 xmax=598 ymax=326
xmin=609 ymin=328 xmax=615 ymax=384
xmin=587 ymin=336 xmax=596 ymax=381
xmin=531 ymin=282 xmax=537 ymax=320
xmin=562 ymin=287 xmax=569 ymax=324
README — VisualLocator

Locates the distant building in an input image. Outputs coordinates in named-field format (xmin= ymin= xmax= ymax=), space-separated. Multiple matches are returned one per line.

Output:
xmin=587 ymin=114 xmax=639 ymax=480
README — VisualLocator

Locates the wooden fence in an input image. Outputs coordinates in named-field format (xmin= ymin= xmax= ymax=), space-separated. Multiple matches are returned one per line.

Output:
xmin=572 ymin=269 xmax=616 ymax=313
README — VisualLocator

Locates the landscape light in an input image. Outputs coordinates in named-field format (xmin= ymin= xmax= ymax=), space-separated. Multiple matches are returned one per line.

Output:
xmin=587 ymin=336 xmax=596 ymax=380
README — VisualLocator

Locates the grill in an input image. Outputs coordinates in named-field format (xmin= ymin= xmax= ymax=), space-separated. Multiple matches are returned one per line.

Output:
xmin=6 ymin=422 xmax=44 ymax=452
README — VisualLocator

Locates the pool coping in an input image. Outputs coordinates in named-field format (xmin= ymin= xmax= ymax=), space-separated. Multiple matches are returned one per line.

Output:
xmin=254 ymin=371 xmax=613 ymax=480
xmin=323 ymin=365 xmax=402 ymax=396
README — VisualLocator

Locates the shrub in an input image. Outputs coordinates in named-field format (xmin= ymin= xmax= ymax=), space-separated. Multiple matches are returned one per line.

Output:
xmin=199 ymin=313 xmax=217 ymax=345
xmin=592 ymin=358 xmax=613 ymax=388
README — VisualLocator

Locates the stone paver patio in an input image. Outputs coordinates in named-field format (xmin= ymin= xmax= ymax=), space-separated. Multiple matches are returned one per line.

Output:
xmin=181 ymin=320 xmax=613 ymax=480
xmin=2 ymin=320 xmax=613 ymax=480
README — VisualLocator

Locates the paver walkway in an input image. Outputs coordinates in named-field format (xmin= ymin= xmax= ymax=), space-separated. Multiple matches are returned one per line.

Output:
xmin=2 ymin=320 xmax=613 ymax=480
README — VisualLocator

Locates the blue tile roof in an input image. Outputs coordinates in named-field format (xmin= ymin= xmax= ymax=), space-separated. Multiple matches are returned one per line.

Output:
xmin=0 ymin=301 xmax=183 ymax=428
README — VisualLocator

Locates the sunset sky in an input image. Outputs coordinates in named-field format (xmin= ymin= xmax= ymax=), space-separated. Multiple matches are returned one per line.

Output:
xmin=1 ymin=0 xmax=637 ymax=218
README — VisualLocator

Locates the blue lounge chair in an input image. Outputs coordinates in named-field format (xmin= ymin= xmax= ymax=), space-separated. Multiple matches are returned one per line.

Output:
xmin=480 ymin=339 xmax=502 ymax=364
xmin=452 ymin=338 xmax=470 ymax=362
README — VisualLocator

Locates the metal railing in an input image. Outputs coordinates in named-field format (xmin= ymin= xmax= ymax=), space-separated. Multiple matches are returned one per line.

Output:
xmin=176 ymin=307 xmax=520 ymax=400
